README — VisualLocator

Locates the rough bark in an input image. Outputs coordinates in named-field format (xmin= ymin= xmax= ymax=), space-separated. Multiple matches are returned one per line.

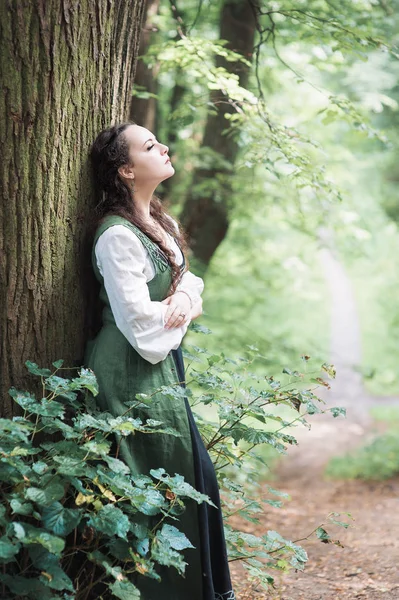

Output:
xmin=180 ymin=0 xmax=256 ymax=268
xmin=0 ymin=0 xmax=146 ymax=415
xmin=129 ymin=0 xmax=160 ymax=130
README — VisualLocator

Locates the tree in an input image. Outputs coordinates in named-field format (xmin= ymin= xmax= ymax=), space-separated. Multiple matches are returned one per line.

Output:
xmin=130 ymin=0 xmax=160 ymax=130
xmin=0 ymin=0 xmax=146 ymax=415
xmin=180 ymin=0 xmax=256 ymax=268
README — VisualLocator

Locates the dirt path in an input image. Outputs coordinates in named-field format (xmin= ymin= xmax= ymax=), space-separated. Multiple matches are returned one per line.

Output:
xmin=230 ymin=245 xmax=399 ymax=599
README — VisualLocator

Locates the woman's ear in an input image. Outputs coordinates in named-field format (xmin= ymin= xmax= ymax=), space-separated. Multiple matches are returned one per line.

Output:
xmin=118 ymin=164 xmax=134 ymax=181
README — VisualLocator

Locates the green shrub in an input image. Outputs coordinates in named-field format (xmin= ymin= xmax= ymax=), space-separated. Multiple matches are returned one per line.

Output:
xmin=0 ymin=361 xmax=212 ymax=599
xmin=0 ymin=343 xmax=344 ymax=598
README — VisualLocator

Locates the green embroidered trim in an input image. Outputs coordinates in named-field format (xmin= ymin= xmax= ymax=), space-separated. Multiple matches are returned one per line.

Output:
xmin=128 ymin=225 xmax=170 ymax=273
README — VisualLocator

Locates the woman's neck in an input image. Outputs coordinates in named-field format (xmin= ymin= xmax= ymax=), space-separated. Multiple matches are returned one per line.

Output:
xmin=132 ymin=183 xmax=157 ymax=220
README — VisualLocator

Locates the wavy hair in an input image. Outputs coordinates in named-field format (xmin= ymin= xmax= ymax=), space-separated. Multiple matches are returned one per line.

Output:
xmin=90 ymin=123 xmax=188 ymax=293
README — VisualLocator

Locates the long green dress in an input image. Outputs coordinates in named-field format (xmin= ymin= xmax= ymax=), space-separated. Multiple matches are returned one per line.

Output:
xmin=85 ymin=216 xmax=203 ymax=599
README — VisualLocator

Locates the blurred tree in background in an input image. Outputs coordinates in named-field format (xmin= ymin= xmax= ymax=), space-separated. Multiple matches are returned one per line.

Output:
xmin=131 ymin=0 xmax=399 ymax=391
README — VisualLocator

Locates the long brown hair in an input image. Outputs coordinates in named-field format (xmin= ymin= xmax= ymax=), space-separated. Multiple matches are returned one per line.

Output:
xmin=89 ymin=123 xmax=188 ymax=293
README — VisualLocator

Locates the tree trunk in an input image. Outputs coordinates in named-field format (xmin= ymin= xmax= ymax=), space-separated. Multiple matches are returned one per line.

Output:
xmin=130 ymin=0 xmax=160 ymax=130
xmin=180 ymin=0 xmax=256 ymax=268
xmin=0 ymin=0 xmax=146 ymax=416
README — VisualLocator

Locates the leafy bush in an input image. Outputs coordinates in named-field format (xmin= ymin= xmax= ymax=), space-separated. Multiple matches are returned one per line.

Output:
xmin=0 ymin=361 xmax=212 ymax=599
xmin=0 ymin=341 xmax=344 ymax=598
xmin=183 ymin=335 xmax=345 ymax=586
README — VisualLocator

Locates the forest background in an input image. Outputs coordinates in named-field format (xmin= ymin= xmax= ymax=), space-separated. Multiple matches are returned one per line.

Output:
xmin=139 ymin=0 xmax=399 ymax=395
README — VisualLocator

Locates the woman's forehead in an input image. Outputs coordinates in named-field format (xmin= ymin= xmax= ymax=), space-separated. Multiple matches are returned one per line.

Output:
xmin=126 ymin=124 xmax=154 ymax=148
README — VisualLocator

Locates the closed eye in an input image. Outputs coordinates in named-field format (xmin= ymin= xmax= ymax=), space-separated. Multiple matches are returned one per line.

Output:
xmin=147 ymin=144 xmax=154 ymax=151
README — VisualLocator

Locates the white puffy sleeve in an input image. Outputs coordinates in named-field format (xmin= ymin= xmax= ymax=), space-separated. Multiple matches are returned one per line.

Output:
xmin=176 ymin=271 xmax=204 ymax=307
xmin=95 ymin=225 xmax=189 ymax=365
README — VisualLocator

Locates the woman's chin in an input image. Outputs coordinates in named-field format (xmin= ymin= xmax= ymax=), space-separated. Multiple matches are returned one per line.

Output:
xmin=163 ymin=166 xmax=175 ymax=180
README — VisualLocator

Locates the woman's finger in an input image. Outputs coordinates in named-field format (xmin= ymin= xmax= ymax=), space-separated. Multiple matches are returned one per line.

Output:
xmin=165 ymin=304 xmax=182 ymax=328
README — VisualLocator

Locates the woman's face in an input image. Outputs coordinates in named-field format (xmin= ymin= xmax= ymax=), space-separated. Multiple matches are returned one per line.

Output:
xmin=122 ymin=124 xmax=175 ymax=187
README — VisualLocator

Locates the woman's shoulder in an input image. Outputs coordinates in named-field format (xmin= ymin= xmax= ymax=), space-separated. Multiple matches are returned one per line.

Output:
xmin=94 ymin=216 xmax=142 ymax=244
xmin=94 ymin=220 xmax=146 ymax=258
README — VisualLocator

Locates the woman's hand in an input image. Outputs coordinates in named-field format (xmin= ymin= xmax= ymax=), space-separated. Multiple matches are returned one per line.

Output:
xmin=162 ymin=291 xmax=191 ymax=329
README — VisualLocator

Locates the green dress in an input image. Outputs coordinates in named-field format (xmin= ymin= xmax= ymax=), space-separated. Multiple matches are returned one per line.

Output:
xmin=85 ymin=216 xmax=203 ymax=599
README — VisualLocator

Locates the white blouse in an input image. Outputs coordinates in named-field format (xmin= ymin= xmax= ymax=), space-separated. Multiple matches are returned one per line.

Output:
xmin=95 ymin=224 xmax=204 ymax=365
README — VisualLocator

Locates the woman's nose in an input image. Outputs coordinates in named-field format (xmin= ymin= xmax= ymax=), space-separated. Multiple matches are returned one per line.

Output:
xmin=161 ymin=143 xmax=169 ymax=154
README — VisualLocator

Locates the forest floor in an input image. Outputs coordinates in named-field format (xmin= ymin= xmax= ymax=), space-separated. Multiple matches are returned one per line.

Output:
xmin=230 ymin=245 xmax=399 ymax=599
xmin=229 ymin=397 xmax=399 ymax=600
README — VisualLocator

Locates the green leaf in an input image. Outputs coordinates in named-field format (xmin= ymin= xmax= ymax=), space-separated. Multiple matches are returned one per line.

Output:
xmin=0 ymin=574 xmax=55 ymax=597
xmin=45 ymin=375 xmax=78 ymax=402
xmin=70 ymin=368 xmax=99 ymax=396
xmin=330 ymin=407 xmax=346 ymax=418
xmin=25 ymin=361 xmax=52 ymax=377
xmin=52 ymin=456 xmax=93 ymax=477
xmin=42 ymin=502 xmax=82 ymax=536
xmin=108 ymin=579 xmax=141 ymax=600
xmin=10 ymin=523 xmax=65 ymax=555
xmin=32 ymin=461 xmax=49 ymax=475
xmin=25 ymin=482 xmax=65 ymax=506
xmin=150 ymin=469 xmax=215 ymax=506
xmin=52 ymin=359 xmax=64 ymax=369
xmin=151 ymin=529 xmax=188 ymax=574
xmin=9 ymin=389 xmax=65 ymax=417
xmin=131 ymin=487 xmax=167 ymax=516
xmin=89 ymin=505 xmax=130 ymax=540
xmin=0 ymin=537 xmax=21 ymax=562
xmin=189 ymin=322 xmax=212 ymax=334
xmin=89 ymin=550 xmax=126 ymax=580
xmin=158 ymin=524 xmax=194 ymax=551
xmin=39 ymin=563 xmax=74 ymax=591
xmin=102 ymin=455 xmax=131 ymax=475
xmin=316 ymin=527 xmax=331 ymax=542
xmin=10 ymin=498 xmax=34 ymax=516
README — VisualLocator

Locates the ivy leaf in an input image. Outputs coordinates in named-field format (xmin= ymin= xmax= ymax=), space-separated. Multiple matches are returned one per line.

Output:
xmin=52 ymin=359 xmax=64 ymax=369
xmin=330 ymin=407 xmax=346 ymax=418
xmin=24 ymin=361 xmax=52 ymax=377
xmin=89 ymin=505 xmax=130 ymax=540
xmin=10 ymin=498 xmax=34 ymax=516
xmin=316 ymin=527 xmax=331 ymax=543
xmin=151 ymin=530 xmax=188 ymax=574
xmin=39 ymin=563 xmax=74 ymax=591
xmin=0 ymin=574 xmax=55 ymax=597
xmin=32 ymin=461 xmax=49 ymax=475
xmin=150 ymin=469 xmax=215 ymax=506
xmin=10 ymin=523 xmax=65 ymax=555
xmin=89 ymin=550 xmax=126 ymax=580
xmin=45 ymin=375 xmax=78 ymax=402
xmin=8 ymin=389 xmax=65 ymax=417
xmin=53 ymin=456 xmax=95 ymax=478
xmin=131 ymin=487 xmax=167 ymax=516
xmin=102 ymin=455 xmax=131 ymax=475
xmin=108 ymin=579 xmax=141 ymax=600
xmin=25 ymin=482 xmax=65 ymax=506
xmin=158 ymin=524 xmax=194 ymax=551
xmin=42 ymin=502 xmax=82 ymax=536
xmin=70 ymin=368 xmax=99 ymax=396
xmin=0 ymin=537 xmax=21 ymax=563
xmin=189 ymin=322 xmax=212 ymax=334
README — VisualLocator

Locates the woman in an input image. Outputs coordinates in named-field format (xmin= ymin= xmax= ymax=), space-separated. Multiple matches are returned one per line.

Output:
xmin=86 ymin=122 xmax=235 ymax=600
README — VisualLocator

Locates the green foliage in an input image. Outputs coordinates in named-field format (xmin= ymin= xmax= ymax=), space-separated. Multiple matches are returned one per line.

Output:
xmin=0 ymin=342 xmax=346 ymax=596
xmin=182 ymin=327 xmax=347 ymax=587
xmin=0 ymin=362 xmax=213 ymax=599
